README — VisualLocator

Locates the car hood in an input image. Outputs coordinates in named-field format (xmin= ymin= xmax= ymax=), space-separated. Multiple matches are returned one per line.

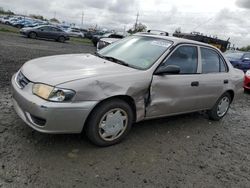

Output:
xmin=21 ymin=53 xmax=137 ymax=86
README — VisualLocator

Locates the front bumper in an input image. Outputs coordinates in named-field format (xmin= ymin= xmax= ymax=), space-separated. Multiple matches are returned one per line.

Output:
xmin=11 ymin=74 xmax=98 ymax=134
xmin=244 ymin=75 xmax=250 ymax=90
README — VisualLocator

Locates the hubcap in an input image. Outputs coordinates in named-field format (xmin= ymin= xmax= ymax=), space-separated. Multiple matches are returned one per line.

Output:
xmin=99 ymin=108 xmax=128 ymax=141
xmin=217 ymin=96 xmax=230 ymax=117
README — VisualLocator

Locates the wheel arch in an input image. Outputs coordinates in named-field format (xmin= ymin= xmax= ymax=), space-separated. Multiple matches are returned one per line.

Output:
xmin=83 ymin=95 xmax=137 ymax=131
xmin=226 ymin=90 xmax=234 ymax=102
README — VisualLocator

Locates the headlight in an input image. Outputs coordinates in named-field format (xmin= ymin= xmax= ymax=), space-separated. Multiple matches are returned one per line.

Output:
xmin=32 ymin=84 xmax=75 ymax=102
xmin=246 ymin=70 xmax=250 ymax=77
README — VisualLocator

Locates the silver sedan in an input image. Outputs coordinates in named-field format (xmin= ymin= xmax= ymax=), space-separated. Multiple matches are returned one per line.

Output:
xmin=11 ymin=33 xmax=244 ymax=146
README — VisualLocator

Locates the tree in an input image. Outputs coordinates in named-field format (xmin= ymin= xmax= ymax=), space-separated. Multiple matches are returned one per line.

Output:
xmin=49 ymin=18 xmax=60 ymax=23
xmin=127 ymin=22 xmax=147 ymax=34
xmin=0 ymin=7 xmax=14 ymax=15
xmin=174 ymin=27 xmax=181 ymax=34
xmin=240 ymin=45 xmax=250 ymax=52
xmin=30 ymin=14 xmax=47 ymax=21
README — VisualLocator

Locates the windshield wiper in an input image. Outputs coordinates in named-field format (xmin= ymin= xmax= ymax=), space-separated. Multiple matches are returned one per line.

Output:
xmin=102 ymin=56 xmax=129 ymax=67
xmin=95 ymin=52 xmax=133 ymax=68
xmin=94 ymin=51 xmax=104 ymax=58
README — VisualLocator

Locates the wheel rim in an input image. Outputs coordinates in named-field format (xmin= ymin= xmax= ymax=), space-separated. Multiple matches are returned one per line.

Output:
xmin=217 ymin=96 xmax=230 ymax=117
xmin=98 ymin=108 xmax=128 ymax=141
xmin=30 ymin=33 xmax=36 ymax=38
xmin=59 ymin=37 xmax=64 ymax=42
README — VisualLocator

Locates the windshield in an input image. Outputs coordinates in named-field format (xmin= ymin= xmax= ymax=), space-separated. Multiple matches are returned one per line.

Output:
xmin=224 ymin=52 xmax=244 ymax=61
xmin=98 ymin=36 xmax=172 ymax=69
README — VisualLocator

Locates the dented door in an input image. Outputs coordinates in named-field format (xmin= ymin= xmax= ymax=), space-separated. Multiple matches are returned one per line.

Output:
xmin=146 ymin=74 xmax=204 ymax=118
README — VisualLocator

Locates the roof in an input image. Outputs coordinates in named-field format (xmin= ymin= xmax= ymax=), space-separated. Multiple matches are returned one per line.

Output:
xmin=135 ymin=32 xmax=216 ymax=49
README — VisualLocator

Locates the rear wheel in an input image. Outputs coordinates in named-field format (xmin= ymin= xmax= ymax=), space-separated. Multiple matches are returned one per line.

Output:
xmin=208 ymin=92 xmax=231 ymax=121
xmin=58 ymin=36 xmax=65 ymax=42
xmin=85 ymin=99 xmax=134 ymax=146
xmin=28 ymin=32 xmax=37 ymax=39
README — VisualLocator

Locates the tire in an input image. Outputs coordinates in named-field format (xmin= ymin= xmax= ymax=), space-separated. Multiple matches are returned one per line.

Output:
xmin=244 ymin=88 xmax=250 ymax=94
xmin=28 ymin=32 xmax=37 ymax=39
xmin=16 ymin=24 xmax=22 ymax=29
xmin=85 ymin=99 xmax=134 ymax=146
xmin=208 ymin=92 xmax=231 ymax=121
xmin=57 ymin=36 xmax=65 ymax=43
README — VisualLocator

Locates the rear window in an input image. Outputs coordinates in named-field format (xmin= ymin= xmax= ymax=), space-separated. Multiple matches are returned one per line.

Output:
xmin=201 ymin=48 xmax=227 ymax=73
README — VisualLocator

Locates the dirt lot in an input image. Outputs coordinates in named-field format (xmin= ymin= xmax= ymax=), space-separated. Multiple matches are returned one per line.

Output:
xmin=0 ymin=31 xmax=250 ymax=188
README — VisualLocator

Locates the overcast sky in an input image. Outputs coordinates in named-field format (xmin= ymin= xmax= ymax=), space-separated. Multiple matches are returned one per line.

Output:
xmin=1 ymin=0 xmax=250 ymax=47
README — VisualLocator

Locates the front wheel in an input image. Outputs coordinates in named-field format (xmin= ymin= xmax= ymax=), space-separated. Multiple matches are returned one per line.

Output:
xmin=208 ymin=92 xmax=231 ymax=121
xmin=85 ymin=99 xmax=134 ymax=146
xmin=28 ymin=32 xmax=37 ymax=39
xmin=57 ymin=36 xmax=65 ymax=42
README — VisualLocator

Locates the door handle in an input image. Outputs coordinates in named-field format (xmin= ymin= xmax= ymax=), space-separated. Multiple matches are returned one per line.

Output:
xmin=224 ymin=80 xmax=229 ymax=84
xmin=191 ymin=81 xmax=199 ymax=87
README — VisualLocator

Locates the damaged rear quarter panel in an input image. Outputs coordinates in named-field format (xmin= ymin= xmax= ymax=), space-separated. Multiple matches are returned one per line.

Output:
xmin=58 ymin=71 xmax=153 ymax=122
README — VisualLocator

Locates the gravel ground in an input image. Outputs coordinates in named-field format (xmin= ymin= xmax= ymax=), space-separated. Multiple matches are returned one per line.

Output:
xmin=0 ymin=31 xmax=250 ymax=188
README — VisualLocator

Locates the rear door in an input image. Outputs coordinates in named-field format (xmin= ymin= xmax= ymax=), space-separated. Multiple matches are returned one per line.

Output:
xmin=197 ymin=47 xmax=230 ymax=109
xmin=146 ymin=44 xmax=205 ymax=118
xmin=37 ymin=26 xmax=51 ymax=38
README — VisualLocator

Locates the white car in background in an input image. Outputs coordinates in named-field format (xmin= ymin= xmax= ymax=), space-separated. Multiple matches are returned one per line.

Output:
xmin=97 ymin=37 xmax=121 ymax=50
xmin=66 ymin=28 xmax=84 ymax=38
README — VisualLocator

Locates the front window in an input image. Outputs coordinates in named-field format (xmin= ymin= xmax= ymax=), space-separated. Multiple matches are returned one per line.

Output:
xmin=98 ymin=36 xmax=172 ymax=69
xmin=161 ymin=45 xmax=198 ymax=74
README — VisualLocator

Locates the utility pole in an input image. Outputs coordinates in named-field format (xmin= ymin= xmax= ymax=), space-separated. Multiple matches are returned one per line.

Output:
xmin=81 ymin=11 xmax=84 ymax=29
xmin=54 ymin=11 xmax=56 ymax=19
xmin=135 ymin=12 xmax=139 ymax=30
xmin=123 ymin=25 xmax=126 ymax=35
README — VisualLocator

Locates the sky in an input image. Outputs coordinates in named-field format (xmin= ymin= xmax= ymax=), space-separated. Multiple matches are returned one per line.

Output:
xmin=1 ymin=0 xmax=250 ymax=47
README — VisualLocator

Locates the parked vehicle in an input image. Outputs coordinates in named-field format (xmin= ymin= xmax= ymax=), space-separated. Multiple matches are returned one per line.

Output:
xmin=66 ymin=28 xmax=84 ymax=38
xmin=85 ymin=30 xmax=104 ymax=39
xmin=244 ymin=70 xmax=250 ymax=91
xmin=224 ymin=52 xmax=250 ymax=72
xmin=92 ymin=33 xmax=124 ymax=46
xmin=20 ymin=25 xmax=69 ymax=42
xmin=97 ymin=37 xmax=120 ymax=50
xmin=13 ymin=20 xmax=35 ymax=28
xmin=11 ymin=33 xmax=244 ymax=146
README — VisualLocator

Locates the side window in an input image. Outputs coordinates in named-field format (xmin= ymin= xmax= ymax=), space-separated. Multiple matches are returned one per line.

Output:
xmin=201 ymin=48 xmax=227 ymax=73
xmin=243 ymin=53 xmax=250 ymax=59
xmin=50 ymin=27 xmax=61 ymax=32
xmin=162 ymin=46 xmax=198 ymax=74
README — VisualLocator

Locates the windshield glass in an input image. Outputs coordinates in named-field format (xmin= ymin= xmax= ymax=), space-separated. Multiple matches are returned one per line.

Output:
xmin=98 ymin=35 xmax=172 ymax=69
xmin=224 ymin=52 xmax=244 ymax=61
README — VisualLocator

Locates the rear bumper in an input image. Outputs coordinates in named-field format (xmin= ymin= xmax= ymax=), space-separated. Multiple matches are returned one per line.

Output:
xmin=11 ymin=74 xmax=98 ymax=134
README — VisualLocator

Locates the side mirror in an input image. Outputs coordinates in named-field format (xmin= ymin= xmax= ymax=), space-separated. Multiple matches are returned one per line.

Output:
xmin=155 ymin=65 xmax=181 ymax=75
xmin=242 ymin=58 xmax=250 ymax=62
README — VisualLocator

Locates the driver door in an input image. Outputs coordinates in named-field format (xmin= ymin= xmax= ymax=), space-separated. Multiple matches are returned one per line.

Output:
xmin=146 ymin=45 xmax=205 ymax=118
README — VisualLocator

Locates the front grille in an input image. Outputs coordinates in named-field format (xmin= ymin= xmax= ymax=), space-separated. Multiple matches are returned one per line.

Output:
xmin=15 ymin=71 xmax=30 ymax=89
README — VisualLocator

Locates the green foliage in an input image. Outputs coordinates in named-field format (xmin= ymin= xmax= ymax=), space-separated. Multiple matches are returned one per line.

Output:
xmin=127 ymin=22 xmax=147 ymax=34
xmin=49 ymin=18 xmax=60 ymax=23
xmin=0 ymin=7 xmax=14 ymax=15
xmin=240 ymin=45 xmax=250 ymax=52
xmin=29 ymin=14 xmax=47 ymax=21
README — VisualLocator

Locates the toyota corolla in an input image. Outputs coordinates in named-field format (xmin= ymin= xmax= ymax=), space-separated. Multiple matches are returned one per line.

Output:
xmin=11 ymin=33 xmax=244 ymax=146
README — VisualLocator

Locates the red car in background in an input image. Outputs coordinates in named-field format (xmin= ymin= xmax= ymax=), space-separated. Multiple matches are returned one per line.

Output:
xmin=244 ymin=70 xmax=250 ymax=91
